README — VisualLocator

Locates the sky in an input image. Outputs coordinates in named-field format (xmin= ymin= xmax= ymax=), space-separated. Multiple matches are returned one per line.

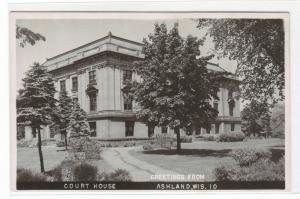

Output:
xmin=16 ymin=18 xmax=237 ymax=90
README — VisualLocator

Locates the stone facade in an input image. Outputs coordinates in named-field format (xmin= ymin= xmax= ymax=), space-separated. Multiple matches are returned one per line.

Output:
xmin=23 ymin=33 xmax=241 ymax=140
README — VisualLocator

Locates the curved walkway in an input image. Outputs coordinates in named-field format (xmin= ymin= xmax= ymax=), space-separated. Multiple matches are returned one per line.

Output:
xmin=101 ymin=146 xmax=179 ymax=181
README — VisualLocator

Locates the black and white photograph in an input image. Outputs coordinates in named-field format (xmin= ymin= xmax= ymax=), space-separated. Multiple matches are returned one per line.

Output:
xmin=11 ymin=12 xmax=288 ymax=191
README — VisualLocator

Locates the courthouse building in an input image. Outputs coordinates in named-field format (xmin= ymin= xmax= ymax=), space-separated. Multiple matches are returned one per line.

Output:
xmin=23 ymin=32 xmax=241 ymax=140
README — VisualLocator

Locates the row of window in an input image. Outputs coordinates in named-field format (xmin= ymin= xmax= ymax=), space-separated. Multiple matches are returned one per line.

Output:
xmin=60 ymin=70 xmax=133 ymax=92
xmin=85 ymin=122 xmax=236 ymax=138
xmin=213 ymin=101 xmax=234 ymax=116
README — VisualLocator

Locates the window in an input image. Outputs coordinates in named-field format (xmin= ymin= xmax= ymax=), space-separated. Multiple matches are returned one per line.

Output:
xmin=124 ymin=100 xmax=132 ymax=111
xmin=228 ymin=90 xmax=233 ymax=98
xmin=125 ymin=121 xmax=134 ymax=137
xmin=229 ymin=103 xmax=234 ymax=116
xmin=60 ymin=80 xmax=66 ymax=92
xmin=148 ymin=124 xmax=155 ymax=137
xmin=215 ymin=123 xmax=220 ymax=134
xmin=161 ymin=126 xmax=168 ymax=134
xmin=89 ymin=122 xmax=96 ymax=137
xmin=213 ymin=102 xmax=218 ymax=111
xmin=231 ymin=123 xmax=235 ymax=131
xmin=72 ymin=77 xmax=78 ymax=91
xmin=206 ymin=126 xmax=211 ymax=134
xmin=89 ymin=70 xmax=96 ymax=84
xmin=123 ymin=70 xmax=132 ymax=82
xmin=89 ymin=93 xmax=97 ymax=111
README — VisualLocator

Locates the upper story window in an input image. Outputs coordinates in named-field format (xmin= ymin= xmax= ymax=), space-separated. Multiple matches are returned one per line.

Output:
xmin=60 ymin=80 xmax=66 ymax=92
xmin=72 ymin=77 xmax=78 ymax=91
xmin=123 ymin=70 xmax=132 ymax=82
xmin=89 ymin=70 xmax=96 ymax=84
xmin=124 ymin=100 xmax=132 ymax=111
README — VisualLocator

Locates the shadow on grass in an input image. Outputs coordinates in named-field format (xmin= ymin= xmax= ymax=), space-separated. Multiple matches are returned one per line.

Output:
xmin=142 ymin=149 xmax=232 ymax=158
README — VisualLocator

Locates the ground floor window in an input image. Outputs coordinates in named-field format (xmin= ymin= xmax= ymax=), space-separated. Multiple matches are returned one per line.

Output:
xmin=215 ymin=123 xmax=220 ymax=134
xmin=161 ymin=126 xmax=168 ymax=134
xmin=148 ymin=124 xmax=154 ymax=137
xmin=125 ymin=121 xmax=134 ymax=137
xmin=89 ymin=122 xmax=97 ymax=137
xmin=231 ymin=123 xmax=235 ymax=131
xmin=206 ymin=126 xmax=211 ymax=134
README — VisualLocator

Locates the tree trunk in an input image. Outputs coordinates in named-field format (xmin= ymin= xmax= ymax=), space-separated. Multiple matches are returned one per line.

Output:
xmin=175 ymin=126 xmax=181 ymax=153
xmin=37 ymin=126 xmax=45 ymax=173
xmin=64 ymin=131 xmax=68 ymax=150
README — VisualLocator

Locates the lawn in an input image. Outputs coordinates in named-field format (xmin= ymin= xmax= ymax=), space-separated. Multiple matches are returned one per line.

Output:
xmin=17 ymin=146 xmax=114 ymax=173
xmin=128 ymin=138 xmax=285 ymax=181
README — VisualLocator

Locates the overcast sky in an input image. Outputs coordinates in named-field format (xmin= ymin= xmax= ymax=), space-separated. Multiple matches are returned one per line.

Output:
xmin=16 ymin=18 xmax=237 ymax=90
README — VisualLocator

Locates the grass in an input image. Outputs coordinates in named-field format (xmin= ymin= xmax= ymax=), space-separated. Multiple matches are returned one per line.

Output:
xmin=17 ymin=146 xmax=114 ymax=174
xmin=17 ymin=146 xmax=68 ymax=171
xmin=128 ymin=138 xmax=284 ymax=181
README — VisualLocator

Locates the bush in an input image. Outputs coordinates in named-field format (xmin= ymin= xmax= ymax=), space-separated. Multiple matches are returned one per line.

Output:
xmin=231 ymin=148 xmax=272 ymax=167
xmin=17 ymin=168 xmax=48 ymax=182
xmin=180 ymin=135 xmax=193 ymax=143
xmin=47 ymin=160 xmax=75 ymax=181
xmin=202 ymin=135 xmax=216 ymax=141
xmin=218 ymin=132 xmax=245 ymax=142
xmin=123 ymin=141 xmax=136 ymax=147
xmin=214 ymin=148 xmax=285 ymax=182
xmin=56 ymin=141 xmax=65 ymax=147
xmin=73 ymin=162 xmax=98 ymax=181
xmin=99 ymin=169 xmax=132 ymax=181
xmin=155 ymin=133 xmax=173 ymax=148
xmin=68 ymin=138 xmax=101 ymax=160
xmin=143 ymin=143 xmax=154 ymax=151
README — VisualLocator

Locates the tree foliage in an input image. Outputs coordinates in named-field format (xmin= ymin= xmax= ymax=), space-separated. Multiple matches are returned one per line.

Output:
xmin=197 ymin=19 xmax=284 ymax=106
xmin=16 ymin=25 xmax=46 ymax=47
xmin=128 ymin=23 xmax=223 ymax=151
xmin=17 ymin=62 xmax=57 ymax=172
xmin=67 ymin=102 xmax=90 ymax=152
xmin=52 ymin=91 xmax=74 ymax=149
xmin=241 ymin=100 xmax=272 ymax=137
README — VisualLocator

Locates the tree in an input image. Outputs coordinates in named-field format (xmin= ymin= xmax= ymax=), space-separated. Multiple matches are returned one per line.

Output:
xmin=67 ymin=102 xmax=90 ymax=152
xmin=53 ymin=91 xmax=74 ymax=150
xmin=129 ymin=23 xmax=221 ymax=152
xmin=241 ymin=100 xmax=271 ymax=137
xmin=197 ymin=19 xmax=284 ymax=106
xmin=17 ymin=63 xmax=57 ymax=172
xmin=16 ymin=25 xmax=46 ymax=47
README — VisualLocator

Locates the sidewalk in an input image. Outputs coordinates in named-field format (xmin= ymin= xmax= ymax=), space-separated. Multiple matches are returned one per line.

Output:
xmin=101 ymin=146 xmax=180 ymax=181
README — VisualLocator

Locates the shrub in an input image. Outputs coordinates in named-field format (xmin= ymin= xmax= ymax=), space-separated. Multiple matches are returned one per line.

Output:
xmin=180 ymin=135 xmax=193 ymax=143
xmin=123 ymin=141 xmax=136 ymax=147
xmin=68 ymin=138 xmax=101 ymax=160
xmin=143 ymin=143 xmax=154 ymax=151
xmin=17 ymin=168 xmax=48 ymax=182
xmin=73 ymin=162 xmax=98 ymax=181
xmin=99 ymin=169 xmax=132 ymax=181
xmin=155 ymin=133 xmax=173 ymax=148
xmin=82 ymin=140 xmax=101 ymax=160
xmin=56 ymin=141 xmax=65 ymax=147
xmin=231 ymin=148 xmax=272 ymax=167
xmin=214 ymin=165 xmax=237 ymax=181
xmin=218 ymin=132 xmax=245 ymax=142
xmin=47 ymin=160 xmax=75 ymax=181
xmin=214 ymin=148 xmax=285 ymax=182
